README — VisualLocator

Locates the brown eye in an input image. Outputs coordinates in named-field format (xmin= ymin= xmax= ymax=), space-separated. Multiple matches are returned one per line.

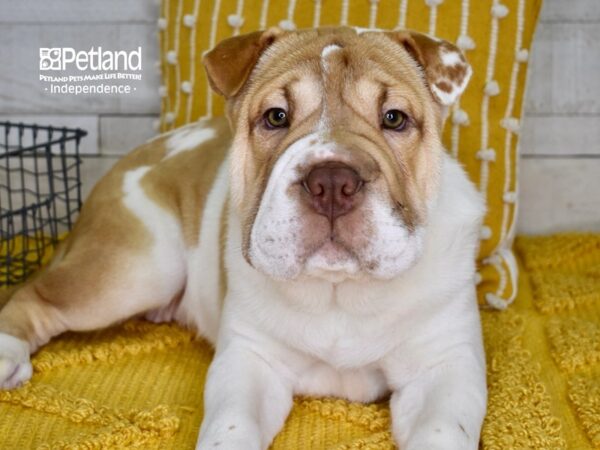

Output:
xmin=264 ymin=108 xmax=289 ymax=128
xmin=382 ymin=110 xmax=408 ymax=131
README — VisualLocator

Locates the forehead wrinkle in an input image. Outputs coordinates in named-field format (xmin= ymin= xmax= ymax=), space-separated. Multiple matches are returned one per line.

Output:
xmin=251 ymin=38 xmax=323 ymax=91
xmin=283 ymin=84 xmax=295 ymax=117
xmin=261 ymin=88 xmax=286 ymax=106
xmin=378 ymin=88 xmax=388 ymax=117
xmin=367 ymin=69 xmax=425 ymax=126
xmin=370 ymin=66 xmax=424 ymax=99
xmin=356 ymin=41 xmax=428 ymax=98
xmin=319 ymin=54 xmax=350 ymax=132
xmin=249 ymin=68 xmax=301 ymax=106
xmin=338 ymin=49 xmax=425 ymax=116
xmin=339 ymin=86 xmax=380 ymax=132
xmin=288 ymin=76 xmax=322 ymax=124
xmin=366 ymin=34 xmax=424 ymax=75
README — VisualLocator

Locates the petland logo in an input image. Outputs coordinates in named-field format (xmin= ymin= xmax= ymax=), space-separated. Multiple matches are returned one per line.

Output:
xmin=39 ymin=47 xmax=142 ymax=71
xmin=39 ymin=46 xmax=143 ymax=96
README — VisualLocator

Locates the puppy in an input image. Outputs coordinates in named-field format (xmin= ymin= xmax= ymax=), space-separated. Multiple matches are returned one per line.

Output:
xmin=0 ymin=27 xmax=487 ymax=449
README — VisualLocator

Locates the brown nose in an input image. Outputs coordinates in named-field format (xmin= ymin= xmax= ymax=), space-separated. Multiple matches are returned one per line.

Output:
xmin=304 ymin=162 xmax=364 ymax=222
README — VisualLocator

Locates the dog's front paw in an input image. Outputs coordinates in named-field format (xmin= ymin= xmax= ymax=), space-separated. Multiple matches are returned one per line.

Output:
xmin=0 ymin=333 xmax=32 ymax=390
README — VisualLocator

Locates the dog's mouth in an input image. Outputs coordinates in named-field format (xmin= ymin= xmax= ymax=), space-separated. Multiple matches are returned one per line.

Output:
xmin=302 ymin=234 xmax=362 ymax=281
xmin=314 ymin=235 xmax=356 ymax=259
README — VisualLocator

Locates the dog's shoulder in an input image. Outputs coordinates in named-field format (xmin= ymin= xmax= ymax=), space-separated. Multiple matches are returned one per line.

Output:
xmin=71 ymin=117 xmax=231 ymax=251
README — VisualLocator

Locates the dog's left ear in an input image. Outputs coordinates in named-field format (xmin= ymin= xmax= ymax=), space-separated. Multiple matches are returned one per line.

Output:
xmin=203 ymin=28 xmax=281 ymax=98
xmin=389 ymin=30 xmax=472 ymax=106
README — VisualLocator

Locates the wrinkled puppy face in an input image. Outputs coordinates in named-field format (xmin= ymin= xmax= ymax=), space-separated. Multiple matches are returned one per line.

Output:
xmin=203 ymin=27 xmax=471 ymax=282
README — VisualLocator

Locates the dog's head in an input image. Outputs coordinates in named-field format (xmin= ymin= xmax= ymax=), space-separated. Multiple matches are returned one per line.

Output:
xmin=203 ymin=27 xmax=471 ymax=282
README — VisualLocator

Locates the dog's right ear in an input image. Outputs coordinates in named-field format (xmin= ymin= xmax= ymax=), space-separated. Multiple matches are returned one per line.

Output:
xmin=203 ymin=28 xmax=281 ymax=99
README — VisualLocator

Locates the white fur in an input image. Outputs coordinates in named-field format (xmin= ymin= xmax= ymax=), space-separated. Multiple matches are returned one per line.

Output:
xmin=123 ymin=167 xmax=186 ymax=282
xmin=354 ymin=27 xmax=381 ymax=35
xmin=321 ymin=44 xmax=341 ymax=59
xmin=175 ymin=158 xmax=230 ymax=342
xmin=440 ymin=49 xmax=462 ymax=66
xmin=249 ymin=134 xmax=335 ymax=280
xmin=357 ymin=192 xmax=425 ymax=280
xmin=121 ymin=167 xmax=187 ymax=315
xmin=320 ymin=44 xmax=341 ymax=73
xmin=431 ymin=83 xmax=457 ymax=106
xmin=197 ymin=153 xmax=487 ymax=450
xmin=165 ymin=125 xmax=216 ymax=160
xmin=0 ymin=333 xmax=32 ymax=389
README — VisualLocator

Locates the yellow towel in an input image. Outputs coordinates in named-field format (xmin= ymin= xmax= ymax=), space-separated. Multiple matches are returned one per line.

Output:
xmin=0 ymin=233 xmax=598 ymax=449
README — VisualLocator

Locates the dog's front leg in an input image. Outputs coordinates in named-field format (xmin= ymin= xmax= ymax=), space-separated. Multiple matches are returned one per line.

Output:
xmin=196 ymin=340 xmax=293 ymax=450
xmin=386 ymin=347 xmax=487 ymax=450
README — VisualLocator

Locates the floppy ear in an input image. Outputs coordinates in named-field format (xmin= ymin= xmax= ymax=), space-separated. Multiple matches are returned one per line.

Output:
xmin=202 ymin=28 xmax=281 ymax=98
xmin=390 ymin=30 xmax=472 ymax=106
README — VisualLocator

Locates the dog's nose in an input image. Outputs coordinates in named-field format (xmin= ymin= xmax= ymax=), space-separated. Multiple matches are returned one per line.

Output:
xmin=304 ymin=162 xmax=364 ymax=222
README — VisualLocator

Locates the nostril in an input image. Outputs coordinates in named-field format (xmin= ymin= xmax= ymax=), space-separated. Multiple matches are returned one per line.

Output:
xmin=304 ymin=178 xmax=326 ymax=196
xmin=341 ymin=179 xmax=363 ymax=196
xmin=314 ymin=182 xmax=325 ymax=196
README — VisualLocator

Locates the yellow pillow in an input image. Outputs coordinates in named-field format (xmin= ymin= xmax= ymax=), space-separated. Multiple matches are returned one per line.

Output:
xmin=158 ymin=0 xmax=543 ymax=309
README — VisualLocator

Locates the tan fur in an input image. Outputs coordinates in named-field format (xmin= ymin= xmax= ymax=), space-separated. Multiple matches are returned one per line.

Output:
xmin=204 ymin=29 xmax=283 ymax=98
xmin=0 ymin=117 xmax=230 ymax=349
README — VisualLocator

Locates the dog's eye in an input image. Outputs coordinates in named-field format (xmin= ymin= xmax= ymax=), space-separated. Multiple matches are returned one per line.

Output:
xmin=264 ymin=108 xmax=289 ymax=129
xmin=382 ymin=110 xmax=408 ymax=131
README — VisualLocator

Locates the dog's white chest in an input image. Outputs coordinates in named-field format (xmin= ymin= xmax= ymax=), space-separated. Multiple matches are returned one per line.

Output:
xmin=295 ymin=358 xmax=389 ymax=403
xmin=267 ymin=305 xmax=400 ymax=402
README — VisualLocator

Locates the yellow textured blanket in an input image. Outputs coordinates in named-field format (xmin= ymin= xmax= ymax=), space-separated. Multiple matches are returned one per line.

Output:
xmin=0 ymin=234 xmax=599 ymax=449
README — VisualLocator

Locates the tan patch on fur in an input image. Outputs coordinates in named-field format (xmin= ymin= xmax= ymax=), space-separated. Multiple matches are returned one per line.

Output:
xmin=0 ymin=117 xmax=231 ymax=348
xmin=140 ymin=118 xmax=230 ymax=247
xmin=435 ymin=81 xmax=453 ymax=93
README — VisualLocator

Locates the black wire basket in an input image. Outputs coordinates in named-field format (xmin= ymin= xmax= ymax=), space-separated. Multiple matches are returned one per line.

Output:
xmin=0 ymin=122 xmax=87 ymax=287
